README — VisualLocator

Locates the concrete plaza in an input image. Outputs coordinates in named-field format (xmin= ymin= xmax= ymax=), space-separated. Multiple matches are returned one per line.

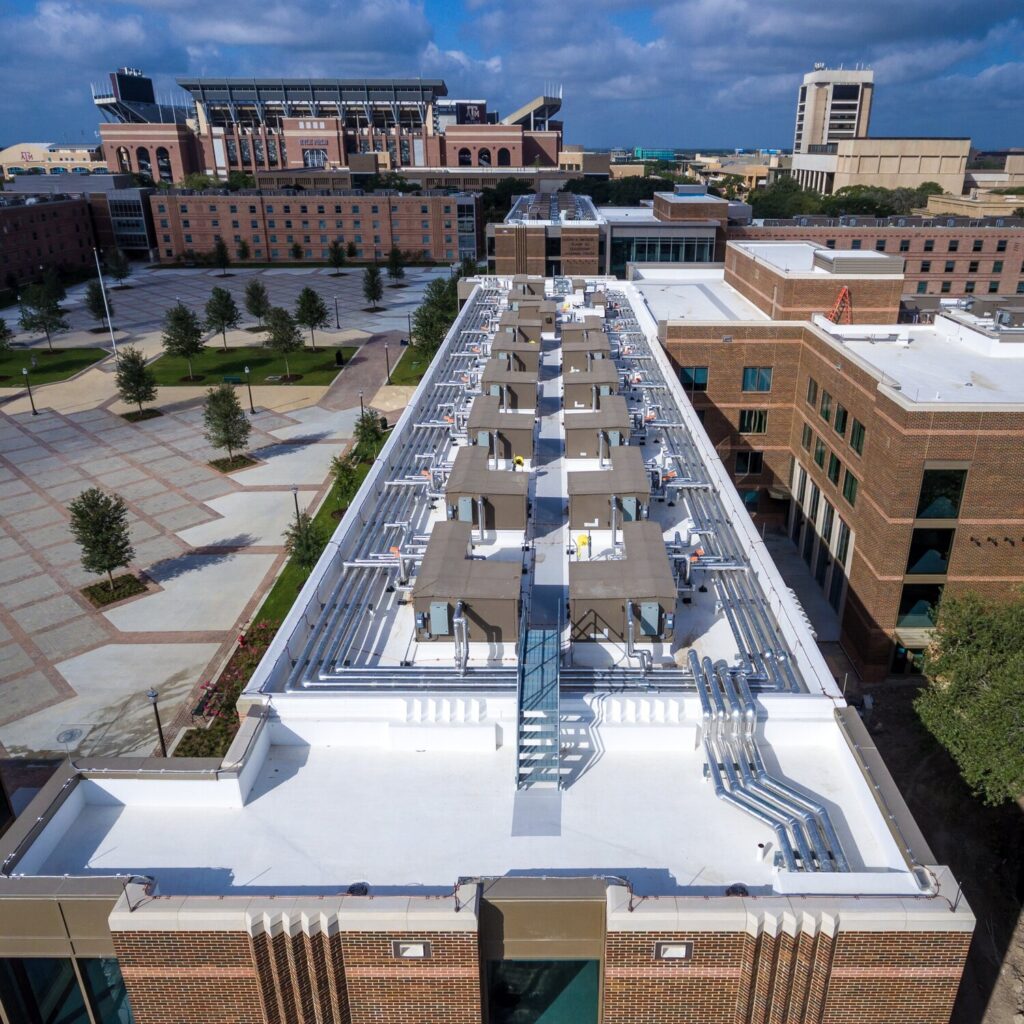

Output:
xmin=0 ymin=266 xmax=445 ymax=758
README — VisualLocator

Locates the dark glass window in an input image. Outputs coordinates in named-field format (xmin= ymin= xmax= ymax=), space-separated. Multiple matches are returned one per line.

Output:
xmin=923 ymin=239 xmax=934 ymax=252
xmin=897 ymin=583 xmax=943 ymax=628
xmin=850 ymin=239 xmax=862 ymax=250
xmin=836 ymin=518 xmax=851 ymax=564
xmin=875 ymin=239 xmax=886 ymax=252
xmin=819 ymin=390 xmax=832 ymax=423
xmin=679 ymin=366 xmax=708 ymax=391
xmin=948 ymin=239 xmax=959 ymax=252
xmin=944 ymin=261 xmax=955 ymax=273
xmin=821 ymin=500 xmax=835 ymax=543
xmin=833 ymin=403 xmax=848 ymax=436
xmin=806 ymin=377 xmax=818 ymax=406
xmin=801 ymin=423 xmax=812 ymax=450
xmin=842 ymin=470 xmax=858 ymax=507
xmin=827 ymin=452 xmax=841 ymax=484
xmin=850 ymin=418 xmax=865 ymax=455
xmin=972 ymin=238 xmax=983 ymax=252
xmin=738 ymin=409 xmax=767 ymax=434
xmin=996 ymin=239 xmax=1007 ymax=252
xmin=814 ymin=437 xmax=826 ymax=467
xmin=735 ymin=451 xmax=763 ymax=474
xmin=941 ymin=281 xmax=952 ymax=294
xmin=741 ymin=366 xmax=772 ymax=392
xmin=899 ymin=239 xmax=910 ymax=252
xmin=80 ymin=959 xmax=135 ymax=1023
xmin=921 ymin=260 xmax=931 ymax=272
xmin=916 ymin=469 xmax=967 ymax=519
xmin=906 ymin=528 xmax=955 ymax=575
xmin=0 ymin=958 xmax=91 ymax=1024
xmin=808 ymin=482 xmax=820 ymax=521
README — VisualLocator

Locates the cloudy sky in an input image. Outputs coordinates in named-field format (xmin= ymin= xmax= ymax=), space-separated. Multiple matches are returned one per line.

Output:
xmin=1 ymin=0 xmax=1021 ymax=150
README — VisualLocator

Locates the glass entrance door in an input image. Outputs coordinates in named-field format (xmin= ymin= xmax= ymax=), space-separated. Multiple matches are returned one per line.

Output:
xmin=487 ymin=959 xmax=599 ymax=1024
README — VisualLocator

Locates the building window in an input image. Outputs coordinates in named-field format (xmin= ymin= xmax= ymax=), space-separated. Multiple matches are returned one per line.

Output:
xmin=943 ymin=260 xmax=955 ymax=273
xmin=916 ymin=468 xmax=967 ymax=519
xmin=968 ymin=261 xmax=979 ymax=273
xmin=842 ymin=470 xmax=858 ymax=507
xmin=972 ymin=238 xmax=983 ymax=252
xmin=806 ymin=377 xmax=818 ymax=406
xmin=875 ymin=239 xmax=886 ymax=252
xmin=965 ymin=281 xmax=976 ymax=294
xmin=923 ymin=239 xmax=934 ymax=252
xmin=833 ymin=403 xmax=848 ymax=436
xmin=850 ymin=239 xmax=862 ymax=250
xmin=801 ymin=423 xmax=812 ymax=450
xmin=795 ymin=465 xmax=807 ymax=504
xmin=988 ymin=280 xmax=1000 ymax=294
xmin=808 ymin=482 xmax=820 ymax=522
xmin=916 ymin=281 xmax=927 ymax=294
xmin=993 ymin=260 xmax=1004 ymax=273
xmin=741 ymin=366 xmax=773 ymax=392
xmin=897 ymin=583 xmax=943 ymax=628
xmin=906 ymin=528 xmax=955 ymax=575
xmin=899 ymin=239 xmax=910 ymax=252
xmin=0 ymin=956 xmax=133 ymax=1024
xmin=740 ymin=489 xmax=759 ymax=510
xmin=940 ymin=281 xmax=951 ymax=294
xmin=735 ymin=451 xmax=763 ymax=474
xmin=825 ymin=239 xmax=836 ymax=249
xmin=819 ymin=390 xmax=832 ymax=423
xmin=849 ymin=418 xmax=865 ymax=455
xmin=679 ymin=365 xmax=708 ymax=391
xmin=996 ymin=239 xmax=1007 ymax=252
xmin=738 ymin=409 xmax=767 ymax=434
xmin=920 ymin=260 xmax=931 ymax=272
xmin=827 ymin=452 xmax=841 ymax=484
xmin=821 ymin=500 xmax=835 ymax=543
xmin=1017 ymin=281 xmax=1024 ymax=294
xmin=814 ymin=437 xmax=826 ymax=467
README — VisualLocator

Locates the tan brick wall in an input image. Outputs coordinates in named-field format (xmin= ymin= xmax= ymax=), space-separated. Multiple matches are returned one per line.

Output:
xmin=493 ymin=224 xmax=546 ymax=276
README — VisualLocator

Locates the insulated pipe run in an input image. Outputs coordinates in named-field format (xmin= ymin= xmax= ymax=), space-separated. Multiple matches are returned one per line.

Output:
xmin=624 ymin=599 xmax=652 ymax=675
xmin=690 ymin=649 xmax=713 ymax=737
xmin=476 ymin=495 xmax=486 ymax=543
xmin=610 ymin=494 xmax=619 ymax=552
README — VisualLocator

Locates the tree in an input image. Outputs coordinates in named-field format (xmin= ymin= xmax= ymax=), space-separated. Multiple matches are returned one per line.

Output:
xmin=327 ymin=240 xmax=347 ymax=275
xmin=459 ymin=255 xmax=479 ymax=279
xmin=244 ymin=278 xmax=271 ymax=328
xmin=161 ymin=302 xmax=205 ymax=380
xmin=84 ymin=280 xmax=113 ymax=331
xmin=226 ymin=170 xmax=255 ymax=191
xmin=915 ymin=590 xmax=1024 ymax=806
xmin=386 ymin=247 xmax=405 ymax=283
xmin=747 ymin=177 xmax=823 ymax=219
xmin=106 ymin=248 xmax=131 ymax=286
xmin=114 ymin=345 xmax=157 ymax=415
xmin=290 ymin=241 xmax=304 ymax=261
xmin=67 ymin=488 xmax=135 ymax=593
xmin=19 ymin=284 xmax=68 ymax=353
xmin=180 ymin=172 xmax=216 ymax=190
xmin=263 ymin=306 xmax=303 ymax=379
xmin=330 ymin=449 xmax=360 ymax=510
xmin=294 ymin=286 xmax=329 ymax=351
xmin=41 ymin=266 xmax=66 ymax=301
xmin=205 ymin=286 xmax=241 ymax=351
xmin=362 ymin=264 xmax=384 ymax=310
xmin=1014 ymin=207 xmax=1024 ymax=219
xmin=346 ymin=240 xmax=358 ymax=259
xmin=283 ymin=510 xmax=326 ymax=572
xmin=411 ymin=275 xmax=459 ymax=357
xmin=203 ymin=382 xmax=252 ymax=461
xmin=212 ymin=238 xmax=231 ymax=277
xmin=353 ymin=409 xmax=385 ymax=461
xmin=236 ymin=239 xmax=251 ymax=262
xmin=0 ymin=318 xmax=14 ymax=354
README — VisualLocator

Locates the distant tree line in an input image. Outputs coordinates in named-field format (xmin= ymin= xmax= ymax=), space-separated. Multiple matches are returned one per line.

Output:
xmin=748 ymin=177 xmax=946 ymax=220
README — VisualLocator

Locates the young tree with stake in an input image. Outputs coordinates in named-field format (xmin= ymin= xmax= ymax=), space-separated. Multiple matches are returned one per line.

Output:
xmin=362 ymin=264 xmax=384 ymax=310
xmin=294 ymin=287 xmax=329 ymax=351
xmin=0 ymin=319 xmax=14 ymax=354
xmin=386 ymin=247 xmax=405 ymax=284
xmin=244 ymin=278 xmax=271 ymax=328
xmin=212 ymin=238 xmax=231 ymax=276
xmin=290 ymin=241 xmax=304 ymax=261
xmin=283 ymin=510 xmax=326 ymax=572
xmin=330 ymin=449 xmax=360 ymax=511
xmin=346 ymin=240 xmax=357 ymax=259
xmin=84 ymin=280 xmax=113 ymax=332
xmin=161 ymin=302 xmax=206 ymax=380
xmin=236 ymin=239 xmax=251 ymax=262
xmin=114 ymin=345 xmax=157 ymax=416
xmin=327 ymin=240 xmax=346 ymax=275
xmin=106 ymin=248 xmax=131 ymax=286
xmin=264 ymin=306 xmax=303 ymax=379
xmin=19 ymin=284 xmax=68 ymax=353
xmin=203 ymin=382 xmax=252 ymax=462
xmin=204 ymin=286 xmax=241 ymax=350
xmin=68 ymin=488 xmax=135 ymax=593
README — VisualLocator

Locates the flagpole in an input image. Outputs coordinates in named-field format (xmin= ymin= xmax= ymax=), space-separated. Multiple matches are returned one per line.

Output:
xmin=93 ymin=247 xmax=118 ymax=363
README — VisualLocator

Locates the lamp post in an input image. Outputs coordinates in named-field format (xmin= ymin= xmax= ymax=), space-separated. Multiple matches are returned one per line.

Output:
xmin=334 ymin=294 xmax=340 ymax=330
xmin=146 ymin=688 xmax=167 ymax=757
xmin=384 ymin=341 xmax=391 ymax=385
xmin=22 ymin=367 xmax=38 ymax=416
xmin=93 ymin=247 xmax=118 ymax=363
xmin=291 ymin=484 xmax=300 ymax=521
xmin=406 ymin=311 xmax=413 ymax=346
xmin=243 ymin=364 xmax=255 ymax=414
xmin=358 ymin=389 xmax=364 ymax=420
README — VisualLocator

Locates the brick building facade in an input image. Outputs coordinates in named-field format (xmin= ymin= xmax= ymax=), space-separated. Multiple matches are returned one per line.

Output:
xmin=150 ymin=190 xmax=483 ymax=264
xmin=0 ymin=196 xmax=96 ymax=286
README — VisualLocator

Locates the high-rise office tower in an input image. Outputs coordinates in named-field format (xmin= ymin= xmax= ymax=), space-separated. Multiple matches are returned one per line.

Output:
xmin=794 ymin=63 xmax=874 ymax=152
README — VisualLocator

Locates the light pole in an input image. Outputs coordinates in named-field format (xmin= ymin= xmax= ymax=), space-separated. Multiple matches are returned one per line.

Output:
xmin=358 ymin=389 xmax=364 ymax=420
xmin=243 ymin=364 xmax=255 ymax=414
xmin=146 ymin=688 xmax=167 ymax=757
xmin=93 ymin=247 xmax=118 ymax=363
xmin=334 ymin=294 xmax=340 ymax=330
xmin=22 ymin=367 xmax=38 ymax=416
xmin=291 ymin=484 xmax=300 ymax=521
xmin=384 ymin=341 xmax=391 ymax=385
xmin=406 ymin=311 xmax=413 ymax=345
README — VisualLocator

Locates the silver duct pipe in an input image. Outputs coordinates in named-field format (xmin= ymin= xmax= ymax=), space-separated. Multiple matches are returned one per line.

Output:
xmin=491 ymin=428 xmax=499 ymax=469
xmin=452 ymin=601 xmax=468 ymax=676
xmin=689 ymin=650 xmax=713 ymax=735
xmin=624 ymin=599 xmax=652 ymax=674
xmin=610 ymin=494 xmax=619 ymax=552
xmin=476 ymin=495 xmax=486 ymax=543
xmin=591 ymin=383 xmax=598 ymax=410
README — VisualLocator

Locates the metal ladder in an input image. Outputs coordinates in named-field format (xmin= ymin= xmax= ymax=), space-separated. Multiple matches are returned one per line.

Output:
xmin=515 ymin=625 xmax=561 ymax=789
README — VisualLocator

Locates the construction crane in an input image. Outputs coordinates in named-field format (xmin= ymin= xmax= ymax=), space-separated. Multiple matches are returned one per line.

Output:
xmin=828 ymin=286 xmax=852 ymax=324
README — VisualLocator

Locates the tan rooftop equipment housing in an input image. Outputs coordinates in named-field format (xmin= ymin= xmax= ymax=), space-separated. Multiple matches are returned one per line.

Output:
xmin=569 ymin=521 xmax=676 ymax=643
xmin=562 ymin=331 xmax=611 ymax=373
xmin=491 ymin=335 xmax=540 ymax=374
xmin=480 ymin=358 xmax=538 ymax=410
xmin=568 ymin=447 xmax=651 ymax=529
xmin=467 ymin=396 xmax=535 ymax=460
xmin=564 ymin=360 xmax=619 ymax=409
xmin=412 ymin=521 xmax=522 ymax=643
xmin=445 ymin=446 xmax=529 ymax=531
xmin=563 ymin=395 xmax=630 ymax=458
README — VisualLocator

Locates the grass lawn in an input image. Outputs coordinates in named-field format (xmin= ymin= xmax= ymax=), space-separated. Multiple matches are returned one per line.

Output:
xmin=150 ymin=345 xmax=358 ymax=386
xmin=388 ymin=345 xmax=431 ymax=387
xmin=0 ymin=347 xmax=107 ymax=386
